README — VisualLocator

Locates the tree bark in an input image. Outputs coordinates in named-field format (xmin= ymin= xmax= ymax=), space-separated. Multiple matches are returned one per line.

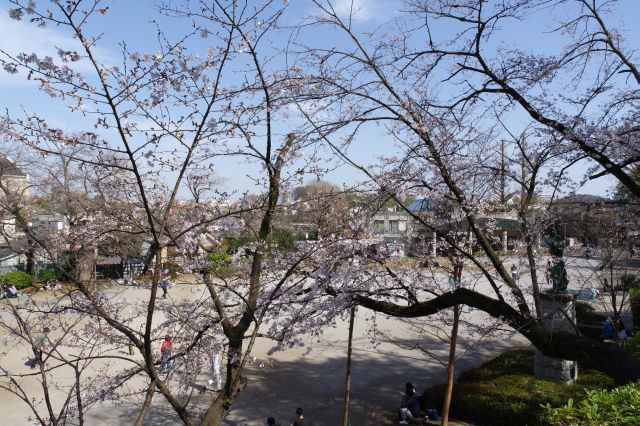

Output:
xmin=441 ymin=305 xmax=460 ymax=426
xmin=134 ymin=380 xmax=156 ymax=426
xmin=199 ymin=338 xmax=246 ymax=426
xmin=343 ymin=306 xmax=356 ymax=426
xmin=355 ymin=288 xmax=640 ymax=385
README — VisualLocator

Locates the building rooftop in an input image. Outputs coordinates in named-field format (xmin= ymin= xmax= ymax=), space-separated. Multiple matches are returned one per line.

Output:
xmin=407 ymin=197 xmax=438 ymax=213
xmin=0 ymin=155 xmax=28 ymax=177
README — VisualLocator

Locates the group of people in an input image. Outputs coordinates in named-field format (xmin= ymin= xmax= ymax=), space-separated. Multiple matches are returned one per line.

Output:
xmin=398 ymin=382 xmax=439 ymax=424
xmin=266 ymin=407 xmax=306 ymax=426
xmin=43 ymin=280 xmax=59 ymax=291
xmin=602 ymin=316 xmax=628 ymax=347
xmin=399 ymin=382 xmax=422 ymax=424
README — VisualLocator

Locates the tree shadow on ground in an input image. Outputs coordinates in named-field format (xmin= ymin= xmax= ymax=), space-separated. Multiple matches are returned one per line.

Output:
xmin=83 ymin=336 xmax=523 ymax=425
xmin=223 ymin=336 xmax=523 ymax=426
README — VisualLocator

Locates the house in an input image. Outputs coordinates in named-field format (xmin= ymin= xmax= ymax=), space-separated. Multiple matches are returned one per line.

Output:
xmin=0 ymin=155 xmax=30 ymax=239
xmin=32 ymin=214 xmax=68 ymax=233
xmin=0 ymin=248 xmax=26 ymax=273
xmin=371 ymin=196 xmax=530 ymax=257
xmin=0 ymin=154 xmax=29 ymax=197
xmin=371 ymin=197 xmax=440 ymax=255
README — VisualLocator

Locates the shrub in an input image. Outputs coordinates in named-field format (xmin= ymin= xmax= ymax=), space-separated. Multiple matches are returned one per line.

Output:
xmin=208 ymin=246 xmax=234 ymax=277
xmin=575 ymin=302 xmax=596 ymax=323
xmin=227 ymin=233 xmax=256 ymax=251
xmin=1 ymin=271 xmax=33 ymax=289
xmin=630 ymin=289 xmax=640 ymax=331
xmin=626 ymin=333 xmax=640 ymax=359
xmin=544 ymin=382 xmax=640 ymax=426
xmin=422 ymin=350 xmax=612 ymax=426
xmin=162 ymin=259 xmax=182 ymax=279
xmin=619 ymin=274 xmax=640 ymax=291
xmin=269 ymin=227 xmax=296 ymax=252
xmin=37 ymin=269 xmax=58 ymax=283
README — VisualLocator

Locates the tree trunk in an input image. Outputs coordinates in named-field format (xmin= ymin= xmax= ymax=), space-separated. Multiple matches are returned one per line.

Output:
xmin=134 ymin=380 xmax=156 ymax=426
xmin=355 ymin=287 xmax=640 ymax=385
xmin=199 ymin=339 xmax=246 ymax=426
xmin=441 ymin=305 xmax=460 ymax=426
xmin=343 ymin=306 xmax=356 ymax=426
xmin=141 ymin=242 xmax=158 ymax=276
xmin=26 ymin=240 xmax=36 ymax=278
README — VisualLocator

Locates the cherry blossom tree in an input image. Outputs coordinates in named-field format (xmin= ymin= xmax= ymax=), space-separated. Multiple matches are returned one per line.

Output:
xmin=0 ymin=1 xmax=367 ymax=424
xmin=291 ymin=0 xmax=640 ymax=385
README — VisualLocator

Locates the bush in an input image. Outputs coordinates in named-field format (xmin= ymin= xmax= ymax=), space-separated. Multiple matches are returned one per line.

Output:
xmin=162 ymin=259 xmax=182 ymax=279
xmin=227 ymin=233 xmax=256 ymax=251
xmin=422 ymin=350 xmax=612 ymax=426
xmin=269 ymin=227 xmax=296 ymax=252
xmin=630 ymin=289 xmax=640 ymax=332
xmin=1 ymin=271 xmax=33 ymax=289
xmin=619 ymin=274 xmax=640 ymax=291
xmin=37 ymin=269 xmax=58 ymax=283
xmin=544 ymin=382 xmax=640 ymax=426
xmin=575 ymin=302 xmax=596 ymax=323
xmin=208 ymin=246 xmax=235 ymax=277
xmin=627 ymin=336 xmax=640 ymax=359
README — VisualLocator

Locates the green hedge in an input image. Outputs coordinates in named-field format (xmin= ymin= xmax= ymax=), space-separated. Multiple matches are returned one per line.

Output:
xmin=544 ymin=382 xmax=640 ymax=426
xmin=37 ymin=269 xmax=59 ymax=282
xmin=422 ymin=350 xmax=612 ymax=426
xmin=1 ymin=271 xmax=33 ymax=289
xmin=631 ymin=289 xmax=640 ymax=332
xmin=207 ymin=246 xmax=235 ymax=277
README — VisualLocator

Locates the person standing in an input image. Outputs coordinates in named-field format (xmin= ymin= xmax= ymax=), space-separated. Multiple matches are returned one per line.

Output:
xmin=544 ymin=259 xmax=552 ymax=285
xmin=617 ymin=318 xmax=628 ymax=348
xmin=510 ymin=264 xmax=518 ymax=282
xmin=267 ymin=417 xmax=281 ymax=426
xmin=160 ymin=278 xmax=169 ymax=299
xmin=210 ymin=352 xmax=222 ymax=391
xmin=160 ymin=335 xmax=173 ymax=373
xmin=602 ymin=317 xmax=615 ymax=341
xmin=30 ymin=326 xmax=50 ymax=370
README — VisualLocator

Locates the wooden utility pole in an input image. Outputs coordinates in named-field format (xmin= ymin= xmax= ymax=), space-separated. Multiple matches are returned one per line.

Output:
xmin=500 ymin=140 xmax=506 ymax=207
xmin=442 ymin=304 xmax=460 ymax=426
xmin=343 ymin=306 xmax=356 ymax=426
xmin=442 ymin=262 xmax=463 ymax=425
xmin=519 ymin=133 xmax=527 ymax=211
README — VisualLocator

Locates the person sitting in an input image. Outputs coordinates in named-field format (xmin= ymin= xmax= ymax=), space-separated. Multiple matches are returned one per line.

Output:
xmin=399 ymin=382 xmax=421 ymax=424
xmin=293 ymin=407 xmax=306 ymax=426
xmin=266 ymin=417 xmax=281 ymax=426
xmin=6 ymin=285 xmax=18 ymax=298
